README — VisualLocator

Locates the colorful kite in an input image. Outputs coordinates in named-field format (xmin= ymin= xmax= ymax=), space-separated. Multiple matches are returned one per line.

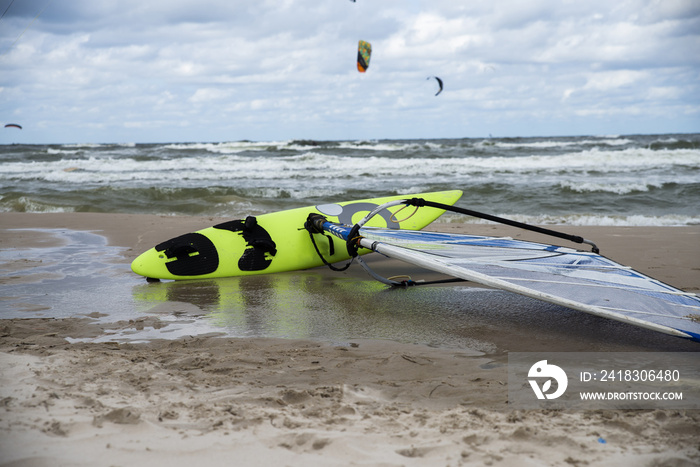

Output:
xmin=357 ymin=40 xmax=371 ymax=73
xmin=4 ymin=123 xmax=22 ymax=129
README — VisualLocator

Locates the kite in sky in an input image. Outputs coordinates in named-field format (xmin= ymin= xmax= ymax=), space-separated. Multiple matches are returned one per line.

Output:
xmin=357 ymin=40 xmax=371 ymax=73
xmin=4 ymin=123 xmax=22 ymax=129
xmin=427 ymin=76 xmax=443 ymax=96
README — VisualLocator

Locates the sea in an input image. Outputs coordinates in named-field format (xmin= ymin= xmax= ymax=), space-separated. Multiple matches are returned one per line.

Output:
xmin=2 ymin=133 xmax=699 ymax=225
xmin=3 ymin=133 xmax=700 ymax=352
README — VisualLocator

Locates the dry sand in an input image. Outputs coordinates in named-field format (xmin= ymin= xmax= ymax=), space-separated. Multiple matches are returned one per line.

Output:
xmin=1 ymin=213 xmax=699 ymax=466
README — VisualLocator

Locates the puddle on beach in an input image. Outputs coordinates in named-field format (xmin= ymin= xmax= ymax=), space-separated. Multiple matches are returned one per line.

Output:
xmin=1 ymin=228 xmax=697 ymax=352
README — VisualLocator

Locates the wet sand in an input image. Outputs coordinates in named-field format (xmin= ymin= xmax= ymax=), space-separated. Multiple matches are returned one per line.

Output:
xmin=1 ymin=212 xmax=699 ymax=466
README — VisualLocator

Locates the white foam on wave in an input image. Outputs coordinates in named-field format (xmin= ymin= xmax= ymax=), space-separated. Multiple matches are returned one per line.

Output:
xmin=3 ymin=143 xmax=699 ymax=189
xmin=336 ymin=141 xmax=444 ymax=152
xmin=58 ymin=142 xmax=136 ymax=149
xmin=47 ymin=148 xmax=81 ymax=155
xmin=163 ymin=141 xmax=289 ymax=154
xmin=558 ymin=180 xmax=664 ymax=195
xmin=228 ymin=186 xmax=347 ymax=202
xmin=562 ymin=214 xmax=700 ymax=226
xmin=0 ymin=196 xmax=73 ymax=213
xmin=441 ymin=212 xmax=700 ymax=227
xmin=493 ymin=137 xmax=634 ymax=150
xmin=2 ymin=146 xmax=698 ymax=186
xmin=59 ymin=143 xmax=103 ymax=149
xmin=488 ymin=147 xmax=699 ymax=172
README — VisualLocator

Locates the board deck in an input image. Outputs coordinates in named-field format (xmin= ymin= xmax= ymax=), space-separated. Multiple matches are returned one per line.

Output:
xmin=131 ymin=190 xmax=462 ymax=280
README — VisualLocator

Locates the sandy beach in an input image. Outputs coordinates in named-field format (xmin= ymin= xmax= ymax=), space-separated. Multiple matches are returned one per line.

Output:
xmin=1 ymin=212 xmax=699 ymax=466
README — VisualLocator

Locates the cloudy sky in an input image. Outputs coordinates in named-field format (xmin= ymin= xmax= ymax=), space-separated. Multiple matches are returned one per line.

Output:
xmin=1 ymin=0 xmax=699 ymax=144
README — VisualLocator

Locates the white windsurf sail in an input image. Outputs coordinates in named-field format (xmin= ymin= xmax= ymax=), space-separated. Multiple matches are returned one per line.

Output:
xmin=315 ymin=220 xmax=700 ymax=343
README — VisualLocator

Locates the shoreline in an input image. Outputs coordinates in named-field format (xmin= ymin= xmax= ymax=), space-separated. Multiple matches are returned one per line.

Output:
xmin=3 ymin=211 xmax=699 ymax=292
xmin=1 ymin=212 xmax=699 ymax=466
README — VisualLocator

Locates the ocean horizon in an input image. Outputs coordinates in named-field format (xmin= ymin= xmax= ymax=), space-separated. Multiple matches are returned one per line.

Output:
xmin=2 ymin=132 xmax=699 ymax=226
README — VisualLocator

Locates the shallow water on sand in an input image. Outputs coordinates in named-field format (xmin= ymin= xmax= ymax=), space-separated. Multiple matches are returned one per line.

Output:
xmin=1 ymin=229 xmax=697 ymax=352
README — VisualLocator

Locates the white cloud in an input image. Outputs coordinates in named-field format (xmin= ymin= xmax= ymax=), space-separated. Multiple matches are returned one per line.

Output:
xmin=1 ymin=0 xmax=698 ymax=144
xmin=582 ymin=70 xmax=647 ymax=92
xmin=189 ymin=88 xmax=234 ymax=104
